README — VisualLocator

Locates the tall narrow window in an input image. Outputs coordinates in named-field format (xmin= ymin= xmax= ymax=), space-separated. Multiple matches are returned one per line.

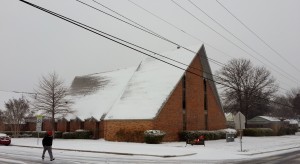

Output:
xmin=204 ymin=79 xmax=208 ymax=130
xmin=182 ymin=74 xmax=187 ymax=131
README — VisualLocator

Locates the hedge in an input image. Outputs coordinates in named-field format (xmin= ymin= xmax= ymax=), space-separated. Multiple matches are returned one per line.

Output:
xmin=62 ymin=132 xmax=76 ymax=139
xmin=243 ymin=128 xmax=274 ymax=136
xmin=179 ymin=129 xmax=236 ymax=141
xmin=144 ymin=130 xmax=166 ymax=144
xmin=75 ymin=129 xmax=92 ymax=139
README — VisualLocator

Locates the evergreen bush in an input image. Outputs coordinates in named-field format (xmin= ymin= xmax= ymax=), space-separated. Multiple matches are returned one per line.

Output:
xmin=179 ymin=129 xmax=235 ymax=141
xmin=75 ymin=129 xmax=92 ymax=139
xmin=62 ymin=132 xmax=76 ymax=139
xmin=144 ymin=130 xmax=166 ymax=144
xmin=243 ymin=128 xmax=274 ymax=136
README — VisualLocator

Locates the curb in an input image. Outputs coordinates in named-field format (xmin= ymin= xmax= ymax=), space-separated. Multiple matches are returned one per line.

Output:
xmin=241 ymin=146 xmax=300 ymax=156
xmin=11 ymin=144 xmax=197 ymax=158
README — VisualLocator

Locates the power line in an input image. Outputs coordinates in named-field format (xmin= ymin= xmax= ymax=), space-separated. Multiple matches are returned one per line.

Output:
xmin=78 ymin=0 xmax=289 ymax=92
xmin=18 ymin=0 xmax=295 ymax=110
xmin=80 ymin=0 xmax=294 ymax=92
xmin=18 ymin=0 xmax=208 ymax=79
xmin=215 ymin=0 xmax=300 ymax=74
xmin=0 ymin=0 xmax=222 ymax=97
xmin=0 ymin=89 xmax=37 ymax=96
xmin=179 ymin=0 xmax=300 ymax=85
xmin=76 ymin=0 xmax=225 ymax=68
xmin=126 ymin=0 xmax=235 ymax=59
xmin=77 ymin=0 xmax=226 ymax=79
xmin=172 ymin=0 xmax=300 ymax=85
xmin=126 ymin=0 xmax=291 ymax=92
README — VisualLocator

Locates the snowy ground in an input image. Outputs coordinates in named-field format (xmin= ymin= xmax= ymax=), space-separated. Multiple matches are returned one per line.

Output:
xmin=5 ymin=132 xmax=300 ymax=163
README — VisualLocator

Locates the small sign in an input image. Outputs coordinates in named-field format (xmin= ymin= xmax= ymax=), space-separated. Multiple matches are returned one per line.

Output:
xmin=234 ymin=112 xmax=246 ymax=130
xmin=36 ymin=115 xmax=43 ymax=132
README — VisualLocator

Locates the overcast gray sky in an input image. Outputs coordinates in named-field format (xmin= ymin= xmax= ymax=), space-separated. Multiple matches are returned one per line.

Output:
xmin=1 ymin=0 xmax=300 ymax=101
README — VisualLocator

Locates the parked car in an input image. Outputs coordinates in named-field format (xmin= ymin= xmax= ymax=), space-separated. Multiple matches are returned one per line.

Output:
xmin=0 ymin=133 xmax=11 ymax=146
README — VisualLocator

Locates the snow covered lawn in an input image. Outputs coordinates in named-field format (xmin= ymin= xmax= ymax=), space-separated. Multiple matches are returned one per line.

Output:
xmin=10 ymin=133 xmax=300 ymax=161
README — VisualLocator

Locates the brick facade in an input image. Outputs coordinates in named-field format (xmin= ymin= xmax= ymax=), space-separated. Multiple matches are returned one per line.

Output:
xmin=57 ymin=118 xmax=69 ymax=132
xmin=3 ymin=46 xmax=226 ymax=142
xmin=185 ymin=54 xmax=206 ymax=130
xmin=153 ymin=80 xmax=184 ymax=141
xmin=70 ymin=118 xmax=83 ymax=132
xmin=104 ymin=120 xmax=153 ymax=141
xmin=103 ymin=49 xmax=226 ymax=142
xmin=0 ymin=121 xmax=4 ymax=131
xmin=84 ymin=118 xmax=99 ymax=138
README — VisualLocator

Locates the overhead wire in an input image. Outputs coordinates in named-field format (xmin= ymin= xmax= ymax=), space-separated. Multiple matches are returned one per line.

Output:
xmin=75 ymin=0 xmax=228 ymax=80
xmin=126 ymin=0 xmax=235 ymax=59
xmin=1 ymin=0 xmax=223 ymax=97
xmin=125 ymin=0 xmax=291 ymax=92
xmin=76 ymin=0 xmax=225 ymax=68
xmin=188 ymin=0 xmax=300 ymax=86
xmin=172 ymin=0 xmax=300 ymax=85
xmin=0 ymin=89 xmax=37 ymax=95
xmin=18 ymin=0 xmax=295 ymax=109
xmin=215 ymin=0 xmax=300 ymax=74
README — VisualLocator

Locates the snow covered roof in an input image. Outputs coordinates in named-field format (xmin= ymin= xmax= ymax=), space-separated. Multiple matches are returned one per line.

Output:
xmin=248 ymin=116 xmax=281 ymax=124
xmin=67 ymin=44 xmax=220 ymax=121
xmin=284 ymin=119 xmax=298 ymax=125
xmin=259 ymin=116 xmax=280 ymax=122
xmin=66 ymin=67 xmax=137 ymax=121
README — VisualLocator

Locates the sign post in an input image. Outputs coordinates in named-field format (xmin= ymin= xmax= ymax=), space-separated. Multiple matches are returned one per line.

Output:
xmin=234 ymin=112 xmax=245 ymax=152
xmin=36 ymin=115 xmax=43 ymax=145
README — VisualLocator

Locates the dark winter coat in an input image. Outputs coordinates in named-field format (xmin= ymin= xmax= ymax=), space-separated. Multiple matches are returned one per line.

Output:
xmin=42 ymin=135 xmax=53 ymax=147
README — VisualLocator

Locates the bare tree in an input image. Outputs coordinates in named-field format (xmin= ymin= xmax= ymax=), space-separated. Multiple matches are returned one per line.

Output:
xmin=216 ymin=58 xmax=278 ymax=122
xmin=269 ymin=95 xmax=294 ymax=119
xmin=32 ymin=72 xmax=73 ymax=134
xmin=288 ymin=87 xmax=300 ymax=116
xmin=268 ymin=88 xmax=300 ymax=119
xmin=0 ymin=109 xmax=5 ymax=130
xmin=3 ymin=97 xmax=30 ymax=137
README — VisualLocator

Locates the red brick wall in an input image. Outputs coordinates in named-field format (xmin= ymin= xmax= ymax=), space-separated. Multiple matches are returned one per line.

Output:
xmin=185 ymin=54 xmax=206 ymax=130
xmin=27 ymin=122 xmax=36 ymax=131
xmin=0 ymin=121 xmax=5 ymax=131
xmin=99 ymin=121 xmax=104 ymax=138
xmin=70 ymin=119 xmax=82 ymax=132
xmin=57 ymin=119 xmax=69 ymax=132
xmin=104 ymin=120 xmax=153 ymax=141
xmin=103 ymin=50 xmax=226 ymax=142
xmin=43 ymin=120 xmax=53 ymax=131
xmin=153 ymin=80 xmax=183 ymax=141
xmin=84 ymin=119 xmax=99 ymax=138
xmin=206 ymin=84 xmax=226 ymax=130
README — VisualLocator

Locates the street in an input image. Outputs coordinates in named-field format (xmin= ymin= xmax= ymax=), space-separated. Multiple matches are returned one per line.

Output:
xmin=235 ymin=150 xmax=300 ymax=164
xmin=1 ymin=144 xmax=300 ymax=164
xmin=0 ymin=145 xmax=203 ymax=164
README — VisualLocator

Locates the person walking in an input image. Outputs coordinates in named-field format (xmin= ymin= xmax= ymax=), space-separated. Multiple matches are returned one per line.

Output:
xmin=42 ymin=131 xmax=55 ymax=161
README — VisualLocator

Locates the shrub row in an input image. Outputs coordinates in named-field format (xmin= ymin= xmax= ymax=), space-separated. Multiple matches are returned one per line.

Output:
xmin=0 ymin=130 xmax=91 ymax=139
xmin=243 ymin=128 xmax=274 ymax=136
xmin=179 ymin=129 xmax=237 ymax=141
xmin=277 ymin=126 xmax=298 ymax=136
xmin=62 ymin=130 xmax=92 ymax=139
xmin=115 ymin=129 xmax=166 ymax=144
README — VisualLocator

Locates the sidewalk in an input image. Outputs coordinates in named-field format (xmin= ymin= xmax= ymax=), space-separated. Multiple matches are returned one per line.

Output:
xmin=10 ymin=133 xmax=300 ymax=161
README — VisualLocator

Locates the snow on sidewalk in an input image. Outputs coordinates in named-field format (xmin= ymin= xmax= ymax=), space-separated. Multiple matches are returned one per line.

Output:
xmin=11 ymin=133 xmax=300 ymax=160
